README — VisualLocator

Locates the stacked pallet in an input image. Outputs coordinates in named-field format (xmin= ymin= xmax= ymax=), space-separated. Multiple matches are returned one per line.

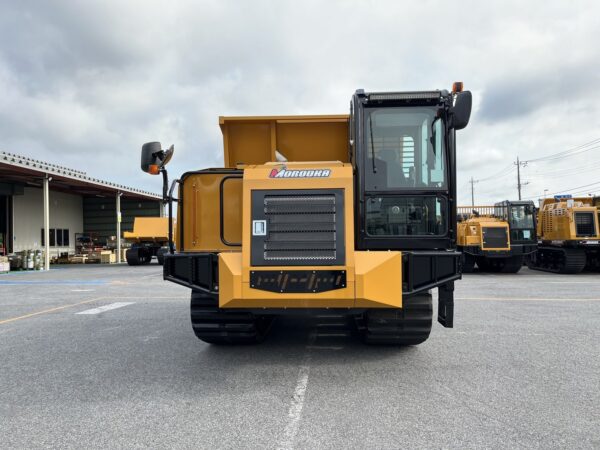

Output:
xmin=69 ymin=255 xmax=88 ymax=264
xmin=0 ymin=256 xmax=9 ymax=273
xmin=100 ymin=251 xmax=115 ymax=264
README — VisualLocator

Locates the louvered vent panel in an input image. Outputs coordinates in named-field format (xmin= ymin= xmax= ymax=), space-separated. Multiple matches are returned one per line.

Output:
xmin=251 ymin=190 xmax=345 ymax=266
xmin=575 ymin=212 xmax=595 ymax=237
xmin=264 ymin=195 xmax=337 ymax=262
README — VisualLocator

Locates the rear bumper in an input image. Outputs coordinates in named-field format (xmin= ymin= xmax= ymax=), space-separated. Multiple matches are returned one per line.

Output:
xmin=164 ymin=250 xmax=456 ymax=327
xmin=163 ymin=249 xmax=461 ymax=299
xmin=462 ymin=244 xmax=537 ymax=258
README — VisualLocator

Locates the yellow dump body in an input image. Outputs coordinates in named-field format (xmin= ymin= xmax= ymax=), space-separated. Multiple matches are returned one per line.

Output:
xmin=537 ymin=198 xmax=600 ymax=241
xmin=219 ymin=115 xmax=349 ymax=167
xmin=124 ymin=217 xmax=170 ymax=243
xmin=178 ymin=115 xmax=351 ymax=253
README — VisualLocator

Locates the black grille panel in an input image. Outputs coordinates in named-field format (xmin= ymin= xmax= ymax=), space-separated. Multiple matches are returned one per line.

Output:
xmin=482 ymin=227 xmax=509 ymax=249
xmin=575 ymin=212 xmax=595 ymax=237
xmin=251 ymin=190 xmax=345 ymax=266
xmin=265 ymin=195 xmax=335 ymax=261
xmin=264 ymin=197 xmax=336 ymax=214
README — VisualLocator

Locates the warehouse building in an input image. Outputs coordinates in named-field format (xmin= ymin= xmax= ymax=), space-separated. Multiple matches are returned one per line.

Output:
xmin=0 ymin=151 xmax=162 ymax=268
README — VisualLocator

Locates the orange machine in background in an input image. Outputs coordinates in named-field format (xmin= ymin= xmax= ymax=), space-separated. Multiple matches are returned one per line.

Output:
xmin=528 ymin=196 xmax=600 ymax=273
xmin=123 ymin=217 xmax=172 ymax=265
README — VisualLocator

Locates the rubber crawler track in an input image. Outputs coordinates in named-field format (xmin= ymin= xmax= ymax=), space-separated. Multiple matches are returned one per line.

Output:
xmin=528 ymin=247 xmax=586 ymax=274
xmin=355 ymin=293 xmax=433 ymax=346
xmin=190 ymin=291 xmax=273 ymax=344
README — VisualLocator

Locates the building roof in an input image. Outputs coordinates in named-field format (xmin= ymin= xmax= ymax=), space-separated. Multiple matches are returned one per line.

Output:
xmin=0 ymin=151 xmax=161 ymax=201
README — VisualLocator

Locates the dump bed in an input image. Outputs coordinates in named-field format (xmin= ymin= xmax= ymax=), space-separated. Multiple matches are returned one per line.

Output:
xmin=219 ymin=115 xmax=349 ymax=167
xmin=123 ymin=217 xmax=170 ymax=242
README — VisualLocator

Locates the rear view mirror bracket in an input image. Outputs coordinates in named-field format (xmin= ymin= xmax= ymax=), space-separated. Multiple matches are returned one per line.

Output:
xmin=140 ymin=141 xmax=177 ymax=254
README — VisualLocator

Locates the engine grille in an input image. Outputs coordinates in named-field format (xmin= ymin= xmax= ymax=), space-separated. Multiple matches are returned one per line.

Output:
xmin=251 ymin=190 xmax=345 ymax=266
xmin=482 ymin=227 xmax=509 ymax=249
xmin=575 ymin=212 xmax=595 ymax=237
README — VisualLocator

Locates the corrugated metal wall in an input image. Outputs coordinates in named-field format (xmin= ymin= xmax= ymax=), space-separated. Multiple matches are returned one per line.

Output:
xmin=83 ymin=197 xmax=161 ymax=244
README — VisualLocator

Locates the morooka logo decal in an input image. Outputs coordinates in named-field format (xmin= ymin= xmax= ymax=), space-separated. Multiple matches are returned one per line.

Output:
xmin=269 ymin=167 xmax=331 ymax=178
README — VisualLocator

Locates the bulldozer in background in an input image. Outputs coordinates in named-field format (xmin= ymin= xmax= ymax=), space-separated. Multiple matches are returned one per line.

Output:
xmin=457 ymin=201 xmax=537 ymax=273
xmin=527 ymin=195 xmax=600 ymax=273
xmin=139 ymin=84 xmax=472 ymax=345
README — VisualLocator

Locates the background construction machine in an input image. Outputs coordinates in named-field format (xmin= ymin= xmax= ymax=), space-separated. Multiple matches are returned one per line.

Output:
xmin=457 ymin=201 xmax=536 ymax=273
xmin=528 ymin=196 xmax=600 ymax=273
xmin=124 ymin=217 xmax=170 ymax=265
xmin=140 ymin=84 xmax=472 ymax=345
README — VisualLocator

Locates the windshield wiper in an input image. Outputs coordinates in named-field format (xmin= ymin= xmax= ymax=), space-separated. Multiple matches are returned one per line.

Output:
xmin=369 ymin=113 xmax=377 ymax=173
xmin=430 ymin=116 xmax=440 ymax=156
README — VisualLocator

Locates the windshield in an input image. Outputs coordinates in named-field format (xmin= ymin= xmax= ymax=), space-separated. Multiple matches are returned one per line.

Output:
xmin=365 ymin=107 xmax=446 ymax=191
xmin=510 ymin=205 xmax=534 ymax=229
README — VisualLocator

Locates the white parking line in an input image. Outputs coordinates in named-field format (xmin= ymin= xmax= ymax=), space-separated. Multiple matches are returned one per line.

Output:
xmin=458 ymin=297 xmax=600 ymax=302
xmin=278 ymin=332 xmax=316 ymax=450
xmin=278 ymin=363 xmax=310 ymax=450
xmin=76 ymin=302 xmax=135 ymax=315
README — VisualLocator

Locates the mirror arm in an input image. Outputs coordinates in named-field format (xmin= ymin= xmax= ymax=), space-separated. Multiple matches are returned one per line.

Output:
xmin=167 ymin=178 xmax=180 ymax=254
xmin=161 ymin=167 xmax=169 ymax=201
xmin=160 ymin=168 xmax=179 ymax=255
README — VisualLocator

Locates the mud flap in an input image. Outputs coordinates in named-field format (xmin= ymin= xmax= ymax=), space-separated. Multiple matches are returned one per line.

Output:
xmin=437 ymin=282 xmax=454 ymax=328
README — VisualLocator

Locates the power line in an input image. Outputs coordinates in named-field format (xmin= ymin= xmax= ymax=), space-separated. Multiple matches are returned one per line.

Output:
xmin=462 ymin=137 xmax=600 ymax=202
xmin=524 ymin=138 xmax=600 ymax=163
xmin=527 ymin=161 xmax=600 ymax=178
xmin=475 ymin=162 xmax=515 ymax=182
xmin=522 ymin=180 xmax=600 ymax=200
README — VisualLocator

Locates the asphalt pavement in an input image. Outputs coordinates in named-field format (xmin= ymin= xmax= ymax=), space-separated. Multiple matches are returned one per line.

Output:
xmin=1 ymin=264 xmax=599 ymax=449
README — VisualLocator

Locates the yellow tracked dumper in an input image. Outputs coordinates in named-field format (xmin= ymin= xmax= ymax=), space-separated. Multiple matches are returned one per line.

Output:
xmin=528 ymin=196 xmax=600 ymax=273
xmin=124 ymin=217 xmax=170 ymax=265
xmin=457 ymin=201 xmax=537 ymax=273
xmin=139 ymin=85 xmax=472 ymax=345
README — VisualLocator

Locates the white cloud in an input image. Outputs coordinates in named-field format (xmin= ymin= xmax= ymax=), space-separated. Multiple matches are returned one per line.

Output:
xmin=0 ymin=0 xmax=599 ymax=203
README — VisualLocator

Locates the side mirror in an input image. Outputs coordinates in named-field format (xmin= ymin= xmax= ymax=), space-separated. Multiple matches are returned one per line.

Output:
xmin=141 ymin=142 xmax=175 ymax=175
xmin=450 ymin=91 xmax=472 ymax=130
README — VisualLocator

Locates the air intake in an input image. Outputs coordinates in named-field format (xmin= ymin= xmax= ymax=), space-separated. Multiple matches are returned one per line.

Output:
xmin=575 ymin=212 xmax=595 ymax=237
xmin=251 ymin=189 xmax=345 ymax=266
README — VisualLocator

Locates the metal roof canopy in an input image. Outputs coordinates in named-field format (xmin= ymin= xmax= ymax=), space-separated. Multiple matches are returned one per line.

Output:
xmin=0 ymin=151 xmax=161 ymax=200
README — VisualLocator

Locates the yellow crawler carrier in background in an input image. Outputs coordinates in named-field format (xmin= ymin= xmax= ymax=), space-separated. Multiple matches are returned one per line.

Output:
xmin=457 ymin=201 xmax=537 ymax=273
xmin=140 ymin=85 xmax=472 ymax=345
xmin=457 ymin=207 xmax=511 ymax=272
xmin=528 ymin=196 xmax=600 ymax=273
xmin=123 ymin=217 xmax=170 ymax=265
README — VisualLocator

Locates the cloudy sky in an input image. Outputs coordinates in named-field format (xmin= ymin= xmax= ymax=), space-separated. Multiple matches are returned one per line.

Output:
xmin=1 ymin=0 xmax=599 ymax=205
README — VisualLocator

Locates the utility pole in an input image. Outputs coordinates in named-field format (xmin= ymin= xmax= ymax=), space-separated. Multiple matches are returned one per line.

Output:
xmin=515 ymin=156 xmax=529 ymax=200
xmin=116 ymin=192 xmax=122 ymax=264
xmin=469 ymin=177 xmax=478 ymax=206
xmin=43 ymin=174 xmax=50 ymax=270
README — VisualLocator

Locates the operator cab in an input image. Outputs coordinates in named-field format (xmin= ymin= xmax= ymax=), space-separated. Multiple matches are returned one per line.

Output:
xmin=350 ymin=87 xmax=471 ymax=251
xmin=494 ymin=200 xmax=537 ymax=244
